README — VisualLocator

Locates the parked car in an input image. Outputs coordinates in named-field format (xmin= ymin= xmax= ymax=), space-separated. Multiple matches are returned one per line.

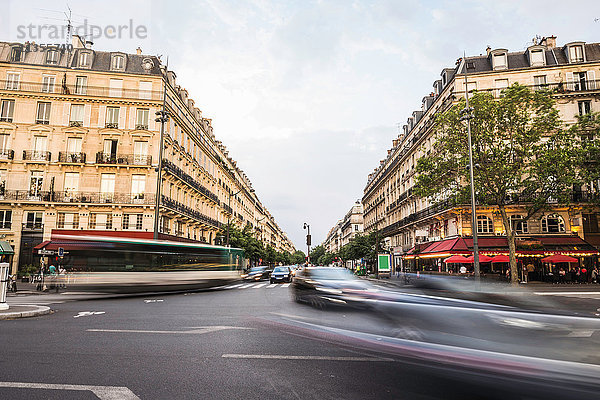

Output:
xmin=270 ymin=266 xmax=293 ymax=283
xmin=242 ymin=266 xmax=272 ymax=281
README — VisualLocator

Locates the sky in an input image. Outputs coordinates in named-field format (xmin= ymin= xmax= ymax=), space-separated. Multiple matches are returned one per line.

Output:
xmin=3 ymin=0 xmax=600 ymax=249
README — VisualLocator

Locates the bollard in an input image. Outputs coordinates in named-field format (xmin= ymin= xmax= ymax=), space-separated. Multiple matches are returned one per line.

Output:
xmin=0 ymin=262 xmax=9 ymax=310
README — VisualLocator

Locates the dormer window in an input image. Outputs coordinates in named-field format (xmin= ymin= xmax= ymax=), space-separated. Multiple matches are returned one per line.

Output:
xmin=111 ymin=55 xmax=125 ymax=70
xmin=568 ymin=45 xmax=584 ymax=63
xmin=491 ymin=51 xmax=508 ymax=70
xmin=46 ymin=50 xmax=59 ymax=65
xmin=529 ymin=49 xmax=545 ymax=66
xmin=10 ymin=46 xmax=22 ymax=62
xmin=79 ymin=52 xmax=91 ymax=67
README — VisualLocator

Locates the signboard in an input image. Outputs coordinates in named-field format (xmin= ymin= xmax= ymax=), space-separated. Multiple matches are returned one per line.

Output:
xmin=377 ymin=254 xmax=390 ymax=273
xmin=58 ymin=247 xmax=64 ymax=257
xmin=38 ymin=249 xmax=55 ymax=256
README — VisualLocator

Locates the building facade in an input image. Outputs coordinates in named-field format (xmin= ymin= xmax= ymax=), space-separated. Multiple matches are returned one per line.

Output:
xmin=0 ymin=36 xmax=294 ymax=273
xmin=362 ymin=36 xmax=600 ymax=274
xmin=323 ymin=200 xmax=364 ymax=255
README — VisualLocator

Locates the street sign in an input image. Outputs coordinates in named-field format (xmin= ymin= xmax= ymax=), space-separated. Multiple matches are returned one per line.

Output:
xmin=377 ymin=254 xmax=390 ymax=273
xmin=38 ymin=249 xmax=55 ymax=256
xmin=58 ymin=247 xmax=64 ymax=257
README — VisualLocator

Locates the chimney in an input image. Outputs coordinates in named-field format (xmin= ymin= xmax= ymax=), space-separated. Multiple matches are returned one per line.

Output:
xmin=541 ymin=36 xmax=557 ymax=49
xmin=486 ymin=46 xmax=491 ymax=56
xmin=136 ymin=47 xmax=142 ymax=55
xmin=72 ymin=34 xmax=85 ymax=49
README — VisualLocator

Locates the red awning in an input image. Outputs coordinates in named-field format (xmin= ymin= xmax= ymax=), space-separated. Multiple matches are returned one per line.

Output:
xmin=33 ymin=240 xmax=51 ymax=251
xmin=491 ymin=254 xmax=510 ymax=263
xmin=541 ymin=254 xmax=579 ymax=263
xmin=443 ymin=255 xmax=470 ymax=263
xmin=462 ymin=254 xmax=494 ymax=263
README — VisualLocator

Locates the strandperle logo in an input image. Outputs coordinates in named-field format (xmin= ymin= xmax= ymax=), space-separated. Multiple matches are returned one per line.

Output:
xmin=15 ymin=19 xmax=148 ymax=41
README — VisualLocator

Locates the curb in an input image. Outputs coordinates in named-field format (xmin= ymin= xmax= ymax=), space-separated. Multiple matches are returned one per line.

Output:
xmin=0 ymin=305 xmax=52 ymax=320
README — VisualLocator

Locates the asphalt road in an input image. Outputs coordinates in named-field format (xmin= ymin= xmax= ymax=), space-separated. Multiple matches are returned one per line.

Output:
xmin=2 ymin=281 xmax=600 ymax=400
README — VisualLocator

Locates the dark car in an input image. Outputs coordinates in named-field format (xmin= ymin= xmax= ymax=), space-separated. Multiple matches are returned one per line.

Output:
xmin=270 ymin=266 xmax=292 ymax=283
xmin=291 ymin=267 xmax=373 ymax=308
xmin=242 ymin=266 xmax=272 ymax=281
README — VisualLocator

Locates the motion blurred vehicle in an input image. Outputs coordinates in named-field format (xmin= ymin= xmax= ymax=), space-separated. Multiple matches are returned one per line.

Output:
xmin=291 ymin=267 xmax=372 ymax=308
xmin=270 ymin=266 xmax=292 ymax=283
xmin=242 ymin=266 xmax=272 ymax=281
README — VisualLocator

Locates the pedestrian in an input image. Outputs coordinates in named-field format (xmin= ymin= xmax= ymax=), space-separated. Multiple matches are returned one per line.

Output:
xmin=592 ymin=267 xmax=598 ymax=284
xmin=558 ymin=267 xmax=566 ymax=284
xmin=505 ymin=268 xmax=510 ymax=282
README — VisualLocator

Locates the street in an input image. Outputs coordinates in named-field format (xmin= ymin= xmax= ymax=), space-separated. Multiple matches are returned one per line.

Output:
xmin=2 ymin=282 xmax=600 ymax=400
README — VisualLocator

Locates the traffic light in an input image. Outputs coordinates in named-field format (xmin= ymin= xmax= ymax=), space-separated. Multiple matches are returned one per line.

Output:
xmin=306 ymin=234 xmax=311 ymax=246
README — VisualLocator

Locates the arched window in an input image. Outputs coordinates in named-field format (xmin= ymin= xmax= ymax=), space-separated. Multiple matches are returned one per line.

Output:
xmin=509 ymin=214 xmax=528 ymax=234
xmin=541 ymin=214 xmax=565 ymax=233
xmin=476 ymin=215 xmax=493 ymax=234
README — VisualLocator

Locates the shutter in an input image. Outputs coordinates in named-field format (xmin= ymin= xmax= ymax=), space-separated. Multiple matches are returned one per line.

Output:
xmin=129 ymin=107 xmax=136 ymax=129
xmin=148 ymin=107 xmax=156 ymax=131
xmin=83 ymin=104 xmax=91 ymax=127
xmin=565 ymin=72 xmax=574 ymax=91
xmin=62 ymin=102 xmax=71 ymax=126
xmin=587 ymin=70 xmax=596 ymax=90
xmin=118 ymin=106 xmax=126 ymax=129
xmin=98 ymin=105 xmax=106 ymax=128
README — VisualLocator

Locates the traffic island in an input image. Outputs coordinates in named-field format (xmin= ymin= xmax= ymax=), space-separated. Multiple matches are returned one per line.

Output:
xmin=0 ymin=305 xmax=52 ymax=320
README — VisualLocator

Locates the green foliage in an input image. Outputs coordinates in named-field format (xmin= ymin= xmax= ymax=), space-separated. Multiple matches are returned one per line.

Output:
xmin=570 ymin=112 xmax=600 ymax=203
xmin=290 ymin=250 xmax=306 ymax=264
xmin=309 ymin=245 xmax=325 ymax=265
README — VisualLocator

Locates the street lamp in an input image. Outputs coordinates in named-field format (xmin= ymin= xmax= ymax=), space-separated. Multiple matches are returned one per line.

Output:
xmin=460 ymin=69 xmax=480 ymax=280
xmin=152 ymin=109 xmax=170 ymax=239
xmin=303 ymin=223 xmax=311 ymax=263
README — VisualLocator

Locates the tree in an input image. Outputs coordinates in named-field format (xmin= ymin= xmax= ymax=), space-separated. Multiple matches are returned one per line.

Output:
xmin=220 ymin=223 xmax=265 ymax=265
xmin=571 ymin=112 xmax=600 ymax=203
xmin=414 ymin=84 xmax=578 ymax=284
xmin=291 ymin=250 xmax=306 ymax=264
xmin=309 ymin=245 xmax=325 ymax=265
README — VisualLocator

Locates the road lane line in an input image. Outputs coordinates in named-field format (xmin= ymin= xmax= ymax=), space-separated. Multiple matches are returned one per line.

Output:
xmin=222 ymin=354 xmax=393 ymax=361
xmin=253 ymin=283 xmax=267 ymax=289
xmin=567 ymin=330 xmax=596 ymax=337
xmin=281 ymin=283 xmax=291 ymax=288
xmin=0 ymin=382 xmax=140 ymax=400
xmin=88 ymin=326 xmax=252 ymax=335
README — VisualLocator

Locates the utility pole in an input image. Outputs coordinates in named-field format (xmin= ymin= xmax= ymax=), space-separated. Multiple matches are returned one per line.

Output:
xmin=153 ymin=59 xmax=170 ymax=240
xmin=461 ymin=62 xmax=480 ymax=281
xmin=303 ymin=223 xmax=311 ymax=263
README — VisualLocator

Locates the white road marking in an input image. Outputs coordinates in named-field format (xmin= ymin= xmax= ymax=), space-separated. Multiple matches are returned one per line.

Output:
xmin=238 ymin=283 xmax=255 ymax=289
xmin=267 ymin=284 xmax=278 ymax=288
xmin=0 ymin=381 xmax=140 ymax=400
xmin=87 ymin=326 xmax=252 ymax=335
xmin=253 ymin=283 xmax=267 ymax=289
xmin=535 ymin=291 xmax=600 ymax=297
xmin=74 ymin=311 xmax=105 ymax=318
xmin=567 ymin=330 xmax=596 ymax=337
xmin=226 ymin=284 xmax=243 ymax=289
xmin=281 ymin=283 xmax=291 ymax=288
xmin=222 ymin=354 xmax=393 ymax=361
xmin=143 ymin=299 xmax=164 ymax=303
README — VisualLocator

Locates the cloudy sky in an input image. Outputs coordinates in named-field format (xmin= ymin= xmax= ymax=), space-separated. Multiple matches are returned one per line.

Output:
xmin=3 ymin=0 xmax=600 ymax=249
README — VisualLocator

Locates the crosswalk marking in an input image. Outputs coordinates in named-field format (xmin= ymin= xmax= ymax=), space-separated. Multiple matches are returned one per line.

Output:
xmin=267 ymin=284 xmax=278 ymax=288
xmin=223 ymin=282 xmax=291 ymax=290
xmin=227 ymin=284 xmax=243 ymax=289
xmin=281 ymin=283 xmax=291 ymax=288
xmin=238 ymin=283 xmax=255 ymax=289
xmin=253 ymin=283 xmax=267 ymax=289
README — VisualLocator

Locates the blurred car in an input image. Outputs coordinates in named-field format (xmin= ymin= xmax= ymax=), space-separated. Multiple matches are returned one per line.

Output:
xmin=242 ymin=266 xmax=272 ymax=281
xmin=270 ymin=266 xmax=293 ymax=283
xmin=291 ymin=267 xmax=373 ymax=308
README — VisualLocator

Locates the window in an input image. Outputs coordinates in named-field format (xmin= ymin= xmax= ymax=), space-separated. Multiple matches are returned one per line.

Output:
xmin=541 ymin=214 xmax=566 ymax=233
xmin=133 ymin=141 xmax=148 ymax=165
xmin=25 ymin=211 xmax=43 ymax=229
xmin=10 ymin=47 xmax=22 ymax=62
xmin=136 ymin=108 xmax=149 ymax=130
xmin=109 ymin=79 xmax=123 ymax=97
xmin=70 ymin=104 xmax=84 ymax=126
xmin=578 ymin=100 xmax=591 ymax=116
xmin=5 ymin=73 xmax=19 ymax=90
xmin=111 ymin=55 xmax=125 ymax=70
xmin=41 ymin=76 xmax=55 ymax=93
xmin=29 ymin=171 xmax=43 ymax=198
xmin=530 ymin=49 xmax=545 ymax=66
xmin=573 ymin=72 xmax=588 ymax=91
xmin=569 ymin=45 xmax=584 ymax=63
xmin=75 ymin=76 xmax=87 ymax=95
xmin=57 ymin=212 xmax=79 ymax=229
xmin=100 ymin=174 xmax=116 ymax=202
xmin=509 ymin=215 xmax=528 ymax=234
xmin=106 ymin=107 xmax=119 ymax=128
xmin=33 ymin=136 xmax=48 ymax=159
xmin=0 ymin=135 xmax=9 ymax=152
xmin=36 ymin=102 xmax=51 ymax=124
xmin=79 ymin=52 xmax=90 ymax=67
xmin=0 ymin=100 xmax=15 ymax=122
xmin=123 ymin=214 xmax=143 ymax=230
xmin=494 ymin=79 xmax=509 ymax=97
xmin=533 ymin=75 xmax=547 ymax=91
xmin=89 ymin=213 xmax=112 ymax=229
xmin=139 ymin=81 xmax=152 ymax=100
xmin=64 ymin=172 xmax=80 ymax=193
xmin=0 ymin=210 xmax=11 ymax=229
xmin=46 ymin=50 xmax=59 ymax=65
xmin=0 ymin=170 xmax=6 ymax=195
xmin=354 ymin=225 xmax=359 ymax=231
xmin=492 ymin=53 xmax=507 ymax=69
xmin=476 ymin=215 xmax=493 ymax=234
xmin=131 ymin=174 xmax=145 ymax=200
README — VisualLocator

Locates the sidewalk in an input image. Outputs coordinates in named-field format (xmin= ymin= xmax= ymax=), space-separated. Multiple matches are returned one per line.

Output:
xmin=1 ymin=282 xmax=54 ymax=319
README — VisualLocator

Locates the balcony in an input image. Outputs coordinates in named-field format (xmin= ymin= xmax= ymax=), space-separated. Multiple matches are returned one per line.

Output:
xmin=22 ymin=222 xmax=43 ymax=231
xmin=58 ymin=152 xmax=86 ymax=163
xmin=23 ymin=150 xmax=51 ymax=162
xmin=0 ymin=80 xmax=164 ymax=101
xmin=135 ymin=124 xmax=148 ymax=130
xmin=35 ymin=119 xmax=50 ymax=125
xmin=162 ymin=159 xmax=220 ymax=204
xmin=96 ymin=152 xmax=152 ymax=166
xmin=161 ymin=195 xmax=222 ymax=229
xmin=105 ymin=122 xmax=119 ymax=129
xmin=0 ymin=190 xmax=155 ymax=205
xmin=69 ymin=121 xmax=84 ymax=127
xmin=0 ymin=149 xmax=14 ymax=160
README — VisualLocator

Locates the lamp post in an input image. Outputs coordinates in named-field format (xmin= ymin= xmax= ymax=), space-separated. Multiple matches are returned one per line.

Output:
xmin=460 ymin=69 xmax=480 ymax=280
xmin=303 ymin=223 xmax=311 ymax=263
xmin=152 ymin=108 xmax=170 ymax=239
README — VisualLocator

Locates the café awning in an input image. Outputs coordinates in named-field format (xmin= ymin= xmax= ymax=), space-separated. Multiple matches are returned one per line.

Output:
xmin=490 ymin=254 xmax=510 ymax=263
xmin=541 ymin=254 xmax=579 ymax=263
xmin=443 ymin=255 xmax=470 ymax=263
xmin=0 ymin=241 xmax=14 ymax=255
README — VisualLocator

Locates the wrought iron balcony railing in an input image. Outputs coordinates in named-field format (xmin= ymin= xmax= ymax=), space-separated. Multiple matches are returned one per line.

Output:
xmin=96 ymin=152 xmax=152 ymax=166
xmin=58 ymin=151 xmax=86 ymax=163
xmin=69 ymin=121 xmax=83 ymax=127
xmin=0 ymin=149 xmax=14 ymax=160
xmin=161 ymin=195 xmax=222 ymax=229
xmin=23 ymin=150 xmax=51 ymax=161
xmin=22 ymin=222 xmax=43 ymax=231
xmin=161 ymin=159 xmax=220 ymax=204
xmin=0 ymin=190 xmax=155 ymax=205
